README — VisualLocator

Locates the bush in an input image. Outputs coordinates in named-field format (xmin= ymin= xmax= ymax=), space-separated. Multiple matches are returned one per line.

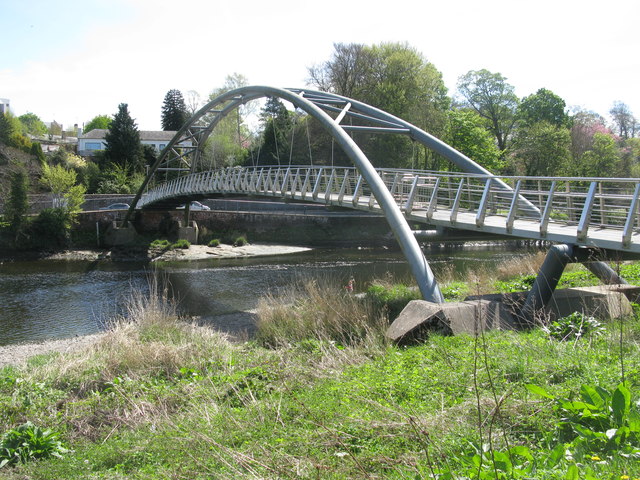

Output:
xmin=208 ymin=238 xmax=220 ymax=247
xmin=171 ymin=239 xmax=190 ymax=250
xmin=0 ymin=422 xmax=67 ymax=467
xmin=233 ymin=236 xmax=248 ymax=247
xmin=544 ymin=312 xmax=605 ymax=341
xmin=150 ymin=239 xmax=171 ymax=249
xmin=28 ymin=208 xmax=71 ymax=248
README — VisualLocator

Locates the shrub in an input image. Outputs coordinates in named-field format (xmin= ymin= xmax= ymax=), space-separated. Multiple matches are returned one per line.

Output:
xmin=366 ymin=283 xmax=421 ymax=319
xmin=544 ymin=312 xmax=605 ymax=341
xmin=233 ymin=236 xmax=247 ymax=247
xmin=150 ymin=239 xmax=171 ymax=249
xmin=0 ymin=422 xmax=67 ymax=467
xmin=28 ymin=208 xmax=71 ymax=248
xmin=208 ymin=238 xmax=220 ymax=247
xmin=171 ymin=239 xmax=190 ymax=250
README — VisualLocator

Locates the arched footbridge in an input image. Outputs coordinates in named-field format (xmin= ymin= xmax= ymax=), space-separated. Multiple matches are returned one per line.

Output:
xmin=125 ymin=86 xmax=640 ymax=314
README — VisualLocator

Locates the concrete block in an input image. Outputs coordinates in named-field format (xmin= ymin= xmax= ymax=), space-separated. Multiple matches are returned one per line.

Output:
xmin=547 ymin=286 xmax=633 ymax=320
xmin=103 ymin=221 xmax=137 ymax=246
xmin=386 ymin=299 xmax=516 ymax=344
xmin=178 ymin=221 xmax=198 ymax=244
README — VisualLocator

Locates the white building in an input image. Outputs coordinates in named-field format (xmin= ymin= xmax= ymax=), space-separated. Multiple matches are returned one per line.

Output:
xmin=0 ymin=98 xmax=9 ymax=114
xmin=78 ymin=129 xmax=192 ymax=156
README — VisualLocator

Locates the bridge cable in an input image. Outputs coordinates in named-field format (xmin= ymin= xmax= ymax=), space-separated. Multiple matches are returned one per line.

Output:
xmin=288 ymin=108 xmax=298 ymax=166
xmin=306 ymin=116 xmax=313 ymax=167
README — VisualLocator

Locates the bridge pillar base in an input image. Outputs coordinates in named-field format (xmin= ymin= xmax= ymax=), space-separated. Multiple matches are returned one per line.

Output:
xmin=104 ymin=221 xmax=137 ymax=246
xmin=178 ymin=221 xmax=198 ymax=244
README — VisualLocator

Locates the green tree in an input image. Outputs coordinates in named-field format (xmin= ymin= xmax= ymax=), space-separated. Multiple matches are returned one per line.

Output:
xmin=308 ymin=42 xmax=450 ymax=168
xmin=30 ymin=142 xmax=45 ymax=164
xmin=5 ymin=168 xmax=29 ymax=238
xmin=456 ymin=69 xmax=519 ymax=153
xmin=161 ymin=89 xmax=188 ymax=131
xmin=446 ymin=110 xmax=502 ymax=172
xmin=256 ymin=97 xmax=292 ymax=165
xmin=205 ymin=74 xmax=252 ymax=168
xmin=18 ymin=113 xmax=47 ymax=136
xmin=0 ymin=111 xmax=19 ymax=144
xmin=509 ymin=121 xmax=571 ymax=176
xmin=518 ymin=88 xmax=570 ymax=128
xmin=575 ymin=132 xmax=620 ymax=177
xmin=84 ymin=115 xmax=112 ymax=133
xmin=104 ymin=103 xmax=143 ymax=172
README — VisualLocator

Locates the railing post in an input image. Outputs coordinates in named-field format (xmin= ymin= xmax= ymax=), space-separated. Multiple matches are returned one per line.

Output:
xmin=404 ymin=175 xmax=420 ymax=214
xmin=312 ymin=167 xmax=324 ymax=200
xmin=450 ymin=178 xmax=465 ymax=224
xmin=577 ymin=182 xmax=598 ymax=241
xmin=352 ymin=175 xmax=363 ymax=207
xmin=475 ymin=178 xmax=493 ymax=227
xmin=338 ymin=170 xmax=350 ymax=204
xmin=540 ymin=181 xmax=556 ymax=237
xmin=426 ymin=177 xmax=440 ymax=219
xmin=324 ymin=169 xmax=336 ymax=204
xmin=506 ymin=179 xmax=522 ymax=233
xmin=622 ymin=183 xmax=640 ymax=247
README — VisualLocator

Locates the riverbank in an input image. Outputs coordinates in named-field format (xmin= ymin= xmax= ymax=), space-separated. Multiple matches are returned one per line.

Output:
xmin=0 ymin=243 xmax=312 ymax=263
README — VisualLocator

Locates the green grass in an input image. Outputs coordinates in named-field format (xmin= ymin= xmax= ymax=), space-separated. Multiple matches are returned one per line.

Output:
xmin=2 ymin=259 xmax=640 ymax=478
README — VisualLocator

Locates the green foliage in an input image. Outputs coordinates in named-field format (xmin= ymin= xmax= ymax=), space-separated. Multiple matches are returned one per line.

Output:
xmin=29 ymin=208 xmax=71 ymax=248
xmin=83 ymin=114 xmax=111 ymax=133
xmin=575 ymin=132 xmax=621 ymax=177
xmin=447 ymin=109 xmax=503 ymax=171
xmin=527 ymin=383 xmax=640 ymax=458
xmin=441 ymin=280 xmax=470 ymax=301
xmin=161 ymin=89 xmax=189 ymax=131
xmin=366 ymin=282 xmax=421 ymax=318
xmin=0 ymin=422 xmax=67 ymax=467
xmin=5 ymin=168 xmax=29 ymax=235
xmin=509 ymin=121 xmax=572 ymax=176
xmin=171 ymin=239 xmax=190 ymax=249
xmin=517 ymin=87 xmax=570 ymax=128
xmin=18 ymin=112 xmax=48 ymax=137
xmin=232 ymin=235 xmax=247 ymax=246
xmin=544 ymin=312 xmax=605 ymax=341
xmin=494 ymin=273 xmax=536 ymax=292
xmin=39 ymin=164 xmax=86 ymax=218
xmin=0 ymin=111 xmax=20 ymax=144
xmin=208 ymin=238 xmax=220 ymax=247
xmin=456 ymin=69 xmax=519 ymax=152
xmin=29 ymin=142 xmax=45 ymax=164
xmin=97 ymin=164 xmax=144 ymax=194
xmin=149 ymin=238 xmax=170 ymax=249
xmin=104 ymin=103 xmax=143 ymax=172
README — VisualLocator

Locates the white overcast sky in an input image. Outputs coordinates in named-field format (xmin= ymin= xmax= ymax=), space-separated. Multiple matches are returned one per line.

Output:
xmin=1 ymin=0 xmax=638 ymax=131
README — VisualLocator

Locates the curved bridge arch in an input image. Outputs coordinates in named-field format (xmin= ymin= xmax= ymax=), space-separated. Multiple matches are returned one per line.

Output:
xmin=128 ymin=86 xmax=527 ymax=303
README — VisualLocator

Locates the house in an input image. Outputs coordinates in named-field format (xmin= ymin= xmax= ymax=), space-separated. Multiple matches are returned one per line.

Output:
xmin=78 ymin=129 xmax=192 ymax=156
xmin=0 ymin=98 xmax=9 ymax=114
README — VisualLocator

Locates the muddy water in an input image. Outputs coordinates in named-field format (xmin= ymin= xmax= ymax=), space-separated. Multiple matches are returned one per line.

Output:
xmin=0 ymin=245 xmax=537 ymax=346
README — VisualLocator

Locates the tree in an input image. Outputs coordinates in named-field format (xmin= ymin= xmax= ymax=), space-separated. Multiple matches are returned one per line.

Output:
xmin=517 ymin=88 xmax=570 ymax=128
xmin=30 ymin=142 xmax=45 ymax=164
xmin=0 ymin=111 xmax=18 ymax=144
xmin=308 ymin=42 xmax=450 ymax=168
xmin=570 ymin=110 xmax=612 ymax=159
xmin=456 ymin=69 xmax=519 ymax=152
xmin=84 ymin=115 xmax=112 ymax=133
xmin=609 ymin=101 xmax=637 ymax=139
xmin=446 ymin=110 xmax=502 ymax=172
xmin=185 ymin=90 xmax=202 ymax=115
xmin=575 ymin=132 xmax=620 ymax=177
xmin=509 ymin=121 xmax=571 ymax=176
xmin=256 ymin=97 xmax=292 ymax=165
xmin=104 ymin=103 xmax=143 ymax=172
xmin=18 ymin=112 xmax=47 ymax=137
xmin=161 ymin=89 xmax=188 ymax=131
xmin=5 ymin=168 xmax=29 ymax=238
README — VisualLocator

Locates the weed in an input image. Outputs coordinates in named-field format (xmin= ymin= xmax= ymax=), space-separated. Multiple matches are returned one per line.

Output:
xmin=544 ymin=312 xmax=606 ymax=341
xmin=233 ymin=236 xmax=248 ymax=247
xmin=0 ymin=422 xmax=67 ymax=467
xmin=171 ymin=239 xmax=190 ymax=249
xmin=208 ymin=238 xmax=220 ymax=247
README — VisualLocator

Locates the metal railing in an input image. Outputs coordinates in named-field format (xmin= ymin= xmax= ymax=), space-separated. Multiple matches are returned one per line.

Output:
xmin=138 ymin=166 xmax=640 ymax=251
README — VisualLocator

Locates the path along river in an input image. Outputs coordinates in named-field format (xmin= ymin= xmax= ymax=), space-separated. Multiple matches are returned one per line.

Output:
xmin=0 ymin=244 xmax=539 ymax=346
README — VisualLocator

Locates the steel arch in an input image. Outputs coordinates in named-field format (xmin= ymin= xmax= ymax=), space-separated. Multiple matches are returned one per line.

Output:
xmin=127 ymin=86 xmax=526 ymax=303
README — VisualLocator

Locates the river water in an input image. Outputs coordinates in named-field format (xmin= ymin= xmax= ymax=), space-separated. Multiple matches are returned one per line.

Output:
xmin=0 ymin=245 xmax=537 ymax=346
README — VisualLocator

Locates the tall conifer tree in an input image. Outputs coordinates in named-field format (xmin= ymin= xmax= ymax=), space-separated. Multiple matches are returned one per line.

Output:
xmin=161 ymin=89 xmax=188 ymax=131
xmin=104 ymin=103 xmax=143 ymax=172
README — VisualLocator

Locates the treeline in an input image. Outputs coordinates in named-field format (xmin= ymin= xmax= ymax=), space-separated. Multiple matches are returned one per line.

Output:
xmin=206 ymin=43 xmax=640 ymax=179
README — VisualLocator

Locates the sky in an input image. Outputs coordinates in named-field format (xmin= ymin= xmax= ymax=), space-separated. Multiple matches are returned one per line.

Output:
xmin=1 ymin=0 xmax=638 ymax=132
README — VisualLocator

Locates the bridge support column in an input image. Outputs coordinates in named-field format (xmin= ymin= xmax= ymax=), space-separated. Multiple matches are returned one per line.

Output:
xmin=521 ymin=244 xmax=573 ymax=324
xmin=584 ymin=261 xmax=627 ymax=285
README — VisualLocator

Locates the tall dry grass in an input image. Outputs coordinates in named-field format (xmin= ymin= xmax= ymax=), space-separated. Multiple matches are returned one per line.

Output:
xmin=255 ymin=277 xmax=388 ymax=348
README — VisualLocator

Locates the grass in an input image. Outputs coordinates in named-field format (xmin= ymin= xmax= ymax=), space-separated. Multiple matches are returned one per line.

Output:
xmin=1 ymin=255 xmax=640 ymax=478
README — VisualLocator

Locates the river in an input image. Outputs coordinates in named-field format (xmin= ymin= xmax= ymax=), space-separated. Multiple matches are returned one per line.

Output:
xmin=0 ymin=244 xmax=538 ymax=346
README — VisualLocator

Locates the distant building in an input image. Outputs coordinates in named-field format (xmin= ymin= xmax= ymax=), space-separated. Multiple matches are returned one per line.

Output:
xmin=0 ymin=98 xmax=9 ymax=114
xmin=78 ymin=129 xmax=192 ymax=156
